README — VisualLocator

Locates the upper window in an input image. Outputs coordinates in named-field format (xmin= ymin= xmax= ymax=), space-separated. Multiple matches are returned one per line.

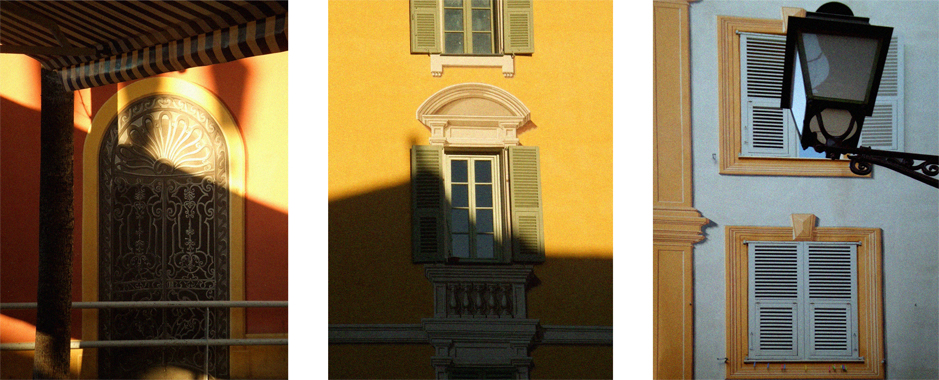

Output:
xmin=410 ymin=0 xmax=534 ymax=55
xmin=443 ymin=0 xmax=495 ymax=54
xmin=717 ymin=14 xmax=903 ymax=177
xmin=738 ymin=32 xmax=903 ymax=158
xmin=725 ymin=219 xmax=884 ymax=379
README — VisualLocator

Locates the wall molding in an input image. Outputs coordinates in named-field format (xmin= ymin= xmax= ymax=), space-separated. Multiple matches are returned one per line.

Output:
xmin=539 ymin=325 xmax=613 ymax=345
xmin=430 ymin=54 xmax=515 ymax=78
xmin=327 ymin=324 xmax=613 ymax=346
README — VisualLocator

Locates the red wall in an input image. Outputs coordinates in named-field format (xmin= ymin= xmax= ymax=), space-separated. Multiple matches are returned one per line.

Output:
xmin=0 ymin=52 xmax=288 ymax=339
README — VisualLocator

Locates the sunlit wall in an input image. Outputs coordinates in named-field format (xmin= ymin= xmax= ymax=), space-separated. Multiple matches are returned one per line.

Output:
xmin=329 ymin=1 xmax=613 ymax=378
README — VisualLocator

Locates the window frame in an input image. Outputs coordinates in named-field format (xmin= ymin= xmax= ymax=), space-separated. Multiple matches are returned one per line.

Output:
xmin=443 ymin=0 xmax=497 ymax=55
xmin=746 ymin=241 xmax=861 ymax=362
xmin=444 ymin=152 xmax=505 ymax=262
xmin=718 ymin=15 xmax=870 ymax=177
xmin=725 ymin=224 xmax=884 ymax=379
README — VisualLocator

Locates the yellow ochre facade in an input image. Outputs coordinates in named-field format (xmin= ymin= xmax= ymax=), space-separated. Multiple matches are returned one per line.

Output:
xmin=328 ymin=1 xmax=613 ymax=378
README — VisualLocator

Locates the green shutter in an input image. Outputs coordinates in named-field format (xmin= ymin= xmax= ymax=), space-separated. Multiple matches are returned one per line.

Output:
xmin=507 ymin=146 xmax=544 ymax=262
xmin=412 ymin=145 xmax=445 ymax=262
xmin=411 ymin=0 xmax=441 ymax=53
xmin=502 ymin=0 xmax=534 ymax=54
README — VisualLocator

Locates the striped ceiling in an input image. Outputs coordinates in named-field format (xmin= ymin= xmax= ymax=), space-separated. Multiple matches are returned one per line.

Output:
xmin=0 ymin=0 xmax=287 ymax=91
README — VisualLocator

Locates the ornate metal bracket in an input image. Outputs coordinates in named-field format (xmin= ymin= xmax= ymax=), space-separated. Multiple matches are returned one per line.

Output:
xmin=819 ymin=145 xmax=939 ymax=188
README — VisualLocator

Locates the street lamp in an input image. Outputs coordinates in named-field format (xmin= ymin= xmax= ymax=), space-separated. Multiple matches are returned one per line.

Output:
xmin=780 ymin=2 xmax=939 ymax=187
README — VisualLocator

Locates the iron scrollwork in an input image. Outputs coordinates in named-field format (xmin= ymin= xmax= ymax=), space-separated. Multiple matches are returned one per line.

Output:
xmin=820 ymin=145 xmax=939 ymax=188
xmin=99 ymin=95 xmax=230 ymax=379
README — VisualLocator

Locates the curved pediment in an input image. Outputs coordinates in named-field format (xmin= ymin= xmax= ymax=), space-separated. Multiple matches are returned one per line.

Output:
xmin=417 ymin=83 xmax=530 ymax=121
xmin=416 ymin=83 xmax=533 ymax=147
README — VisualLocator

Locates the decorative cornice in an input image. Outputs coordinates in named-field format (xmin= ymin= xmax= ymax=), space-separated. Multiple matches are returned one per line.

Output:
xmin=653 ymin=206 xmax=709 ymax=245
xmin=328 ymin=324 xmax=426 ymax=344
xmin=424 ymin=264 xmax=534 ymax=284
xmin=327 ymin=323 xmax=614 ymax=346
xmin=539 ymin=325 xmax=613 ymax=345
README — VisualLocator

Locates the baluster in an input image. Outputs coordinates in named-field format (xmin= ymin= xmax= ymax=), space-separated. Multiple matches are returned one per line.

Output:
xmin=461 ymin=283 xmax=470 ymax=316
xmin=448 ymin=284 xmax=457 ymax=316
xmin=473 ymin=284 xmax=483 ymax=316
xmin=501 ymin=284 xmax=511 ymax=317
xmin=486 ymin=284 xmax=498 ymax=316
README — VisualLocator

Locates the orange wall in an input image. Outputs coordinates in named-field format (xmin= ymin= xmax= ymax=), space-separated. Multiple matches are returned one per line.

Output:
xmin=0 ymin=52 xmax=288 ymax=337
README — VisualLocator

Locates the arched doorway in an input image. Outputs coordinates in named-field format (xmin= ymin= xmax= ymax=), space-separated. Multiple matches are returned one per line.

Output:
xmin=82 ymin=77 xmax=245 ymax=379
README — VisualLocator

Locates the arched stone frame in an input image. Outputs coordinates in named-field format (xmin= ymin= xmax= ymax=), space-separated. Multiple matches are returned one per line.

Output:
xmin=416 ymin=82 xmax=534 ymax=147
xmin=80 ymin=77 xmax=245 ymax=378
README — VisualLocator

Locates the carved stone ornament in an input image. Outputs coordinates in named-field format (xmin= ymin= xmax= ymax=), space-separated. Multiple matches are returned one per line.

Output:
xmin=416 ymin=83 xmax=534 ymax=147
xmin=98 ymin=94 xmax=230 ymax=379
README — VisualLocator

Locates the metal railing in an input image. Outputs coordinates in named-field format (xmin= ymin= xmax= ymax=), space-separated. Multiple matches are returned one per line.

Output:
xmin=0 ymin=300 xmax=287 ymax=351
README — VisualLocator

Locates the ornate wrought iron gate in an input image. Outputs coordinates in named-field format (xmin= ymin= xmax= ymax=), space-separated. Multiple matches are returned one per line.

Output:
xmin=97 ymin=94 xmax=230 ymax=378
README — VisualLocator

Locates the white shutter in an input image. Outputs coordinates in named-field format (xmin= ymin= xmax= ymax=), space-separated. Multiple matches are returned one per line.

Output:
xmin=748 ymin=242 xmax=801 ymax=359
xmin=805 ymin=243 xmax=858 ymax=359
xmin=740 ymin=33 xmax=794 ymax=157
xmin=860 ymin=35 xmax=904 ymax=151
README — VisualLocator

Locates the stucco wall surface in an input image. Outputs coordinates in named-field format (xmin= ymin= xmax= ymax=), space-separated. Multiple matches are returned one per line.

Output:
xmin=688 ymin=1 xmax=939 ymax=379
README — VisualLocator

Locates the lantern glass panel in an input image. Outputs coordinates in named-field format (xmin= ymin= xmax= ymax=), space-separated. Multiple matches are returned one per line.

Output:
xmin=808 ymin=108 xmax=856 ymax=144
xmin=790 ymin=50 xmax=808 ymax=133
xmin=801 ymin=32 xmax=880 ymax=102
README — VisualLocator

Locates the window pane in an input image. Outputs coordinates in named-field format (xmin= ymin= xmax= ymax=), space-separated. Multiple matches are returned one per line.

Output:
xmin=451 ymin=209 xmax=469 ymax=233
xmin=472 ymin=9 xmax=491 ymax=31
xmin=471 ymin=0 xmax=490 ymax=8
xmin=444 ymin=9 xmax=463 ymax=31
xmin=451 ymin=184 xmax=468 ymax=207
xmin=476 ymin=209 xmax=493 ymax=232
xmin=451 ymin=160 xmax=468 ymax=182
xmin=446 ymin=33 xmax=464 ymax=54
xmin=475 ymin=185 xmax=492 ymax=207
xmin=476 ymin=235 xmax=494 ymax=258
xmin=445 ymin=0 xmax=463 ymax=7
xmin=474 ymin=160 xmax=491 ymax=183
xmin=452 ymin=234 xmax=469 ymax=258
xmin=472 ymin=33 xmax=492 ymax=54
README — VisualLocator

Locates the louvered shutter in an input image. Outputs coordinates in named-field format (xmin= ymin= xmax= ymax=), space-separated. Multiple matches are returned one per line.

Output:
xmin=411 ymin=145 xmax=446 ymax=262
xmin=507 ymin=146 xmax=544 ymax=262
xmin=805 ymin=242 xmax=858 ymax=359
xmin=859 ymin=35 xmax=904 ymax=151
xmin=411 ymin=0 xmax=441 ymax=53
xmin=748 ymin=242 xmax=801 ymax=359
xmin=502 ymin=0 xmax=534 ymax=54
xmin=740 ymin=33 xmax=794 ymax=157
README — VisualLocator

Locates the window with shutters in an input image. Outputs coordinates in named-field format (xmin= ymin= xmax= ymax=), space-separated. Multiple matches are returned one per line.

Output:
xmin=725 ymin=223 xmax=884 ymax=379
xmin=412 ymin=83 xmax=544 ymax=264
xmin=718 ymin=14 xmax=904 ymax=177
xmin=411 ymin=0 xmax=534 ymax=77
xmin=411 ymin=145 xmax=544 ymax=264
xmin=748 ymin=241 xmax=859 ymax=361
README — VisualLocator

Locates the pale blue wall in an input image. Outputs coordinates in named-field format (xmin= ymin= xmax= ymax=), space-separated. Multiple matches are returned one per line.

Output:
xmin=687 ymin=1 xmax=939 ymax=379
